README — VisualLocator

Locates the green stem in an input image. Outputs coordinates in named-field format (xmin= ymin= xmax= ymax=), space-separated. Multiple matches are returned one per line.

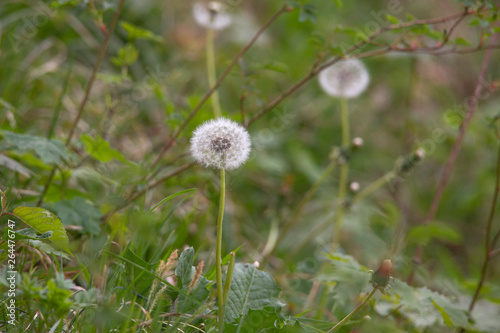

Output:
xmin=222 ymin=252 xmax=236 ymax=317
xmin=207 ymin=27 xmax=222 ymax=118
xmin=352 ymin=171 xmax=396 ymax=206
xmin=332 ymin=97 xmax=349 ymax=251
xmin=326 ymin=287 xmax=377 ymax=333
xmin=216 ymin=168 xmax=226 ymax=332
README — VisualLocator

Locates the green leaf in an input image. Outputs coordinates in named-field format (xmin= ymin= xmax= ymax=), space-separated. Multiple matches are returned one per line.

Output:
xmin=0 ymin=131 xmax=69 ymax=165
xmin=121 ymin=21 xmax=163 ymax=43
xmin=81 ymin=134 xmax=133 ymax=165
xmin=175 ymin=247 xmax=195 ymax=288
xmin=406 ymin=223 xmax=462 ymax=246
xmin=333 ymin=0 xmax=342 ymax=8
xmin=5 ymin=228 xmax=53 ymax=241
xmin=385 ymin=14 xmax=399 ymax=24
xmin=223 ymin=263 xmax=282 ymax=323
xmin=147 ymin=189 xmax=197 ymax=214
xmin=50 ymin=197 xmax=102 ymax=236
xmin=13 ymin=206 xmax=71 ymax=254
xmin=452 ymin=37 xmax=472 ymax=46
xmin=111 ymin=43 xmax=139 ymax=67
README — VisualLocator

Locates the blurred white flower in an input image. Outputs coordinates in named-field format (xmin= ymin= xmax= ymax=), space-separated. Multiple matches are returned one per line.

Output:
xmin=190 ymin=118 xmax=251 ymax=170
xmin=318 ymin=58 xmax=370 ymax=98
xmin=193 ymin=2 xmax=231 ymax=30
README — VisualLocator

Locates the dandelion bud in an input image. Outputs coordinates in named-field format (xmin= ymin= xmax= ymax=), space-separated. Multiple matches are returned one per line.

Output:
xmin=370 ymin=259 xmax=393 ymax=290
xmin=253 ymin=261 xmax=260 ymax=269
xmin=193 ymin=1 xmax=231 ymax=30
xmin=349 ymin=182 xmax=360 ymax=192
xmin=190 ymin=118 xmax=251 ymax=170
xmin=318 ymin=58 xmax=370 ymax=99
xmin=351 ymin=137 xmax=364 ymax=149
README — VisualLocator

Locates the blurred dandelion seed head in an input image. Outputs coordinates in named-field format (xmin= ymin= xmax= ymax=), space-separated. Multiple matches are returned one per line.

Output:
xmin=190 ymin=118 xmax=251 ymax=170
xmin=193 ymin=1 xmax=231 ymax=30
xmin=318 ymin=58 xmax=370 ymax=98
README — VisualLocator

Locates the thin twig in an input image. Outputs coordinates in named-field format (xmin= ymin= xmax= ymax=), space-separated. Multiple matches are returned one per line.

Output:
xmin=37 ymin=0 xmax=126 ymax=206
xmin=244 ymin=8 xmax=478 ymax=127
xmin=467 ymin=143 xmax=500 ymax=313
xmin=65 ymin=0 xmax=125 ymax=146
xmin=101 ymin=162 xmax=196 ymax=222
xmin=410 ymin=31 xmax=499 ymax=280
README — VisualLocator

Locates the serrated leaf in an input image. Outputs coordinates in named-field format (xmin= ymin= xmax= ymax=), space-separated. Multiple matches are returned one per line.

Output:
xmin=175 ymin=247 xmax=195 ymax=288
xmin=223 ymin=263 xmax=282 ymax=324
xmin=0 ymin=131 xmax=69 ymax=165
xmin=81 ymin=134 xmax=132 ymax=165
xmin=406 ymin=223 xmax=462 ymax=246
xmin=13 ymin=207 xmax=71 ymax=254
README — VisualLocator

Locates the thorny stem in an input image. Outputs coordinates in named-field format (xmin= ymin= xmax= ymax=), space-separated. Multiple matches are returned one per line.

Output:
xmin=466 ymin=143 xmax=500 ymax=316
xmin=410 ymin=31 xmax=499 ymax=283
xmin=37 ymin=0 xmax=125 ymax=206
xmin=216 ymin=168 xmax=226 ymax=332
xmin=206 ymin=27 xmax=222 ymax=118
xmin=332 ymin=97 xmax=349 ymax=251
xmin=150 ymin=4 xmax=290 ymax=169
xmin=326 ymin=287 xmax=377 ymax=333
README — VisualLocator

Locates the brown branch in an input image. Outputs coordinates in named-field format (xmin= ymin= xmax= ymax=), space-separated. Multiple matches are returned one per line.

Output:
xmin=409 ymin=31 xmax=499 ymax=284
xmin=37 ymin=0 xmax=125 ymax=206
xmin=457 ymin=142 xmax=500 ymax=333
xmin=468 ymin=143 xmax=500 ymax=312
xmin=150 ymin=4 xmax=291 ymax=168
xmin=244 ymin=8 xmax=479 ymax=127
xmin=65 ymin=0 xmax=126 ymax=146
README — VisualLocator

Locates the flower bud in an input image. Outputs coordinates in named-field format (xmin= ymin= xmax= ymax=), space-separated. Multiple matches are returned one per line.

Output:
xmin=351 ymin=137 xmax=364 ymax=149
xmin=370 ymin=259 xmax=393 ymax=290
xmin=349 ymin=182 xmax=360 ymax=192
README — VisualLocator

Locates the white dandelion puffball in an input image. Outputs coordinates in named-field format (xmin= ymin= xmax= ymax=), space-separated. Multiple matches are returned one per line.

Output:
xmin=318 ymin=58 xmax=370 ymax=98
xmin=193 ymin=2 xmax=231 ymax=30
xmin=190 ymin=118 xmax=251 ymax=170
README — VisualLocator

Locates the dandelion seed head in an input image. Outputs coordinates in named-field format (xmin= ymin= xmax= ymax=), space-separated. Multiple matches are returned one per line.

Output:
xmin=318 ymin=58 xmax=370 ymax=98
xmin=190 ymin=118 xmax=251 ymax=170
xmin=193 ymin=1 xmax=231 ymax=30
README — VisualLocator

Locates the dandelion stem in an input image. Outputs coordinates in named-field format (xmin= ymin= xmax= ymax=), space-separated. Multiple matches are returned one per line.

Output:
xmin=332 ymin=97 xmax=349 ymax=251
xmin=216 ymin=168 xmax=226 ymax=332
xmin=207 ymin=27 xmax=222 ymax=118
xmin=326 ymin=287 xmax=377 ymax=333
